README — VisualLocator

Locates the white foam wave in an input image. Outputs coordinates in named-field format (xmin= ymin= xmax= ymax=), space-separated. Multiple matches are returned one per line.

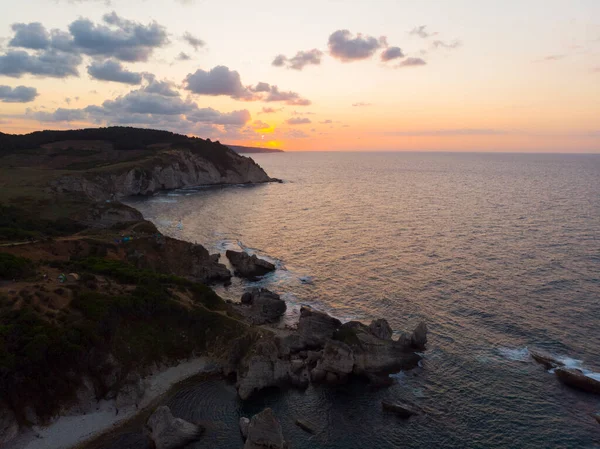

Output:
xmin=497 ymin=346 xmax=530 ymax=362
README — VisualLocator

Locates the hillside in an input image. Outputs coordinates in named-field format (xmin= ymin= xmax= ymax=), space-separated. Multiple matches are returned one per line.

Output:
xmin=226 ymin=144 xmax=284 ymax=154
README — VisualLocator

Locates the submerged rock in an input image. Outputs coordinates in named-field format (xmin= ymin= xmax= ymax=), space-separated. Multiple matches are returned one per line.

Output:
xmin=529 ymin=349 xmax=564 ymax=370
xmin=146 ymin=406 xmax=204 ymax=449
xmin=239 ymin=417 xmax=250 ymax=440
xmin=236 ymin=288 xmax=287 ymax=325
xmin=226 ymin=250 xmax=276 ymax=280
xmin=555 ymin=368 xmax=600 ymax=395
xmin=381 ymin=400 xmax=418 ymax=418
xmin=244 ymin=408 xmax=286 ymax=449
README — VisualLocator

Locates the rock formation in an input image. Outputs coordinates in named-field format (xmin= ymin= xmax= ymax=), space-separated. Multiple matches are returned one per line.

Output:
xmin=555 ymin=368 xmax=600 ymax=394
xmin=146 ymin=406 xmax=204 ymax=449
xmin=529 ymin=349 xmax=564 ymax=370
xmin=243 ymin=408 xmax=286 ymax=449
xmin=226 ymin=250 xmax=276 ymax=280
xmin=235 ymin=288 xmax=287 ymax=324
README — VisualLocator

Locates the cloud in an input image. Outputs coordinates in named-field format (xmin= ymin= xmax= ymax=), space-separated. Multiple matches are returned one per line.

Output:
xmin=182 ymin=32 xmax=205 ymax=51
xmin=87 ymin=59 xmax=143 ymax=84
xmin=271 ymin=54 xmax=286 ymax=67
xmin=381 ymin=46 xmax=404 ymax=62
xmin=0 ymin=50 xmax=82 ymax=78
xmin=184 ymin=65 xmax=248 ymax=97
xmin=281 ymin=129 xmax=309 ymax=139
xmin=68 ymin=12 xmax=169 ymax=62
xmin=273 ymin=49 xmax=323 ymax=70
xmin=250 ymin=82 xmax=271 ymax=93
xmin=9 ymin=23 xmax=50 ymax=50
xmin=328 ymin=30 xmax=384 ymax=61
xmin=28 ymin=83 xmax=251 ymax=129
xmin=352 ymin=102 xmax=372 ymax=107
xmin=398 ymin=57 xmax=426 ymax=67
xmin=258 ymin=107 xmax=282 ymax=114
xmin=432 ymin=40 xmax=462 ymax=50
xmin=252 ymin=120 xmax=270 ymax=130
xmin=176 ymin=52 xmax=191 ymax=61
xmin=265 ymin=86 xmax=311 ymax=105
xmin=409 ymin=26 xmax=437 ymax=39
xmin=542 ymin=54 xmax=565 ymax=61
xmin=319 ymin=119 xmax=332 ymax=124
xmin=0 ymin=85 xmax=38 ymax=103
xmin=286 ymin=117 xmax=311 ymax=125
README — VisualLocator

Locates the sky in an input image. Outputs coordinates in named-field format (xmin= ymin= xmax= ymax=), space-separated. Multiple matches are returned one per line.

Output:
xmin=0 ymin=0 xmax=598 ymax=152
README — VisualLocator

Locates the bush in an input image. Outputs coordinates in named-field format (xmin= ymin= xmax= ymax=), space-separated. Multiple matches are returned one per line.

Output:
xmin=0 ymin=253 xmax=35 ymax=280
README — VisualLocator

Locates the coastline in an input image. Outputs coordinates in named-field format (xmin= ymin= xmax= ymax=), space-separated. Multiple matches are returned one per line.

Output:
xmin=6 ymin=357 xmax=218 ymax=449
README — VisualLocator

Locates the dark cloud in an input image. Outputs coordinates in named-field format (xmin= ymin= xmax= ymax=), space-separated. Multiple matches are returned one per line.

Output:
xmin=381 ymin=46 xmax=404 ymax=62
xmin=176 ymin=52 xmax=191 ymax=61
xmin=182 ymin=32 xmax=205 ymax=51
xmin=398 ymin=57 xmax=426 ymax=67
xmin=251 ymin=82 xmax=271 ymax=93
xmin=186 ymin=108 xmax=250 ymax=125
xmin=87 ymin=59 xmax=143 ymax=84
xmin=273 ymin=49 xmax=323 ymax=70
xmin=352 ymin=102 xmax=372 ymax=107
xmin=432 ymin=40 xmax=462 ymax=50
xmin=0 ymin=50 xmax=81 ymax=78
xmin=143 ymin=80 xmax=179 ymax=97
xmin=328 ymin=30 xmax=384 ymax=62
xmin=31 ymin=107 xmax=86 ymax=122
xmin=286 ymin=117 xmax=311 ymax=125
xmin=409 ymin=26 xmax=437 ymax=39
xmin=271 ymin=54 xmax=286 ymax=67
xmin=69 ymin=12 xmax=169 ymax=62
xmin=0 ymin=85 xmax=38 ymax=103
xmin=184 ymin=65 xmax=248 ymax=97
xmin=9 ymin=23 xmax=50 ymax=50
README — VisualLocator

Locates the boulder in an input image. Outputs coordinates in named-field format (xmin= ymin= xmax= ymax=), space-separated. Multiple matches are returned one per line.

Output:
xmin=296 ymin=306 xmax=342 ymax=348
xmin=236 ymin=288 xmax=287 ymax=325
xmin=381 ymin=400 xmax=418 ymax=418
xmin=369 ymin=319 xmax=393 ymax=340
xmin=336 ymin=321 xmax=421 ymax=376
xmin=146 ymin=406 xmax=204 ymax=449
xmin=409 ymin=321 xmax=428 ymax=350
xmin=244 ymin=408 xmax=286 ymax=449
xmin=239 ymin=417 xmax=250 ymax=440
xmin=226 ymin=250 xmax=275 ymax=280
xmin=529 ymin=349 xmax=564 ymax=370
xmin=0 ymin=402 xmax=18 ymax=446
xmin=555 ymin=368 xmax=600 ymax=395
xmin=317 ymin=340 xmax=354 ymax=375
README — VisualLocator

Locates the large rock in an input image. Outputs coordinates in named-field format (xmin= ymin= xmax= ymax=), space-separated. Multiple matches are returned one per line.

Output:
xmin=296 ymin=306 xmax=342 ymax=348
xmin=236 ymin=288 xmax=287 ymax=325
xmin=369 ymin=319 xmax=393 ymax=340
xmin=409 ymin=321 xmax=428 ymax=350
xmin=146 ymin=406 xmax=204 ymax=449
xmin=236 ymin=339 xmax=290 ymax=400
xmin=244 ymin=408 xmax=286 ymax=449
xmin=529 ymin=349 xmax=564 ymax=370
xmin=0 ymin=402 xmax=18 ymax=447
xmin=316 ymin=340 xmax=354 ymax=376
xmin=226 ymin=250 xmax=276 ymax=280
xmin=336 ymin=321 xmax=421 ymax=375
xmin=555 ymin=368 xmax=600 ymax=395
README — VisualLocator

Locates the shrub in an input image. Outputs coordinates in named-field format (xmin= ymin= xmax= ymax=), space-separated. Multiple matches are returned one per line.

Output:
xmin=0 ymin=253 xmax=35 ymax=280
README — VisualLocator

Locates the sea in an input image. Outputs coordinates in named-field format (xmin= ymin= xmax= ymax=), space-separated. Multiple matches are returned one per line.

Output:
xmin=118 ymin=152 xmax=600 ymax=449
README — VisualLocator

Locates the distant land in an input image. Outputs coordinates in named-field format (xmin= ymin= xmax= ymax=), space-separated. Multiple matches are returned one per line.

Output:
xmin=226 ymin=144 xmax=284 ymax=154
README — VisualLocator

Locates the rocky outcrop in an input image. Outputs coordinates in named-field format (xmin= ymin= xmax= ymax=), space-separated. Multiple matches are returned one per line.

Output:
xmin=239 ymin=417 xmax=250 ymax=440
xmin=555 ymin=368 xmax=600 ymax=394
xmin=382 ymin=400 xmax=418 ymax=418
xmin=408 ymin=321 xmax=428 ymax=350
xmin=529 ymin=349 xmax=564 ymax=370
xmin=50 ymin=148 xmax=276 ymax=200
xmin=0 ymin=401 xmax=18 ymax=447
xmin=369 ymin=319 xmax=393 ymax=340
xmin=232 ymin=309 xmax=426 ymax=399
xmin=146 ymin=406 xmax=204 ymax=449
xmin=236 ymin=288 xmax=287 ymax=324
xmin=226 ymin=250 xmax=276 ymax=280
xmin=243 ymin=408 xmax=286 ymax=449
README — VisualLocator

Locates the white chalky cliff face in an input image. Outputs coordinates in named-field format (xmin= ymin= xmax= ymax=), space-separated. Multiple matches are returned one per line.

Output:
xmin=49 ymin=148 xmax=274 ymax=200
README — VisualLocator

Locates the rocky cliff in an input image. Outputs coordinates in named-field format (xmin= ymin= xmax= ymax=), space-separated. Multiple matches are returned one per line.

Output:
xmin=49 ymin=148 xmax=275 ymax=200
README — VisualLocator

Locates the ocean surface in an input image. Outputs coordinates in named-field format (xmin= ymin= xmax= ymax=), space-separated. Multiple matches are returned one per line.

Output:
xmin=120 ymin=152 xmax=600 ymax=449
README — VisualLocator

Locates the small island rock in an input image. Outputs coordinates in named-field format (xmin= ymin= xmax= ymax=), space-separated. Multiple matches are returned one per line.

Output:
xmin=244 ymin=408 xmax=286 ymax=449
xmin=226 ymin=250 xmax=275 ymax=279
xmin=146 ymin=406 xmax=204 ymax=449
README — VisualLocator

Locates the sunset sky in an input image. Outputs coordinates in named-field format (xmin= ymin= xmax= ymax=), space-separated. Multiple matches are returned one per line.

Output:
xmin=0 ymin=0 xmax=598 ymax=152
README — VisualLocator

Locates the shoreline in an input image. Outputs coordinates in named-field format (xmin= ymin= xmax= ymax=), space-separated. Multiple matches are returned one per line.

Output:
xmin=6 ymin=358 xmax=218 ymax=449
